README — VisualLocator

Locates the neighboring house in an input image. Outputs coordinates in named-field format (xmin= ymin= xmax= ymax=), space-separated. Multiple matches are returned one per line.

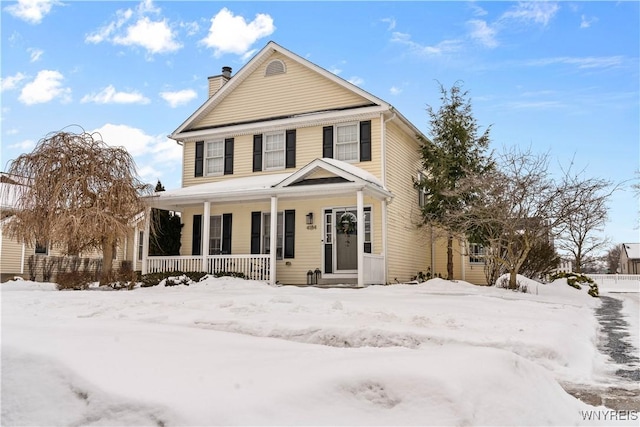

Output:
xmin=0 ymin=173 xmax=136 ymax=282
xmin=619 ymin=243 xmax=640 ymax=274
xmin=145 ymin=41 xmax=446 ymax=286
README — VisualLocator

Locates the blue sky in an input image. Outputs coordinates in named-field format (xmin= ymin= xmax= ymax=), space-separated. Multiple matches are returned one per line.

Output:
xmin=1 ymin=0 xmax=638 ymax=247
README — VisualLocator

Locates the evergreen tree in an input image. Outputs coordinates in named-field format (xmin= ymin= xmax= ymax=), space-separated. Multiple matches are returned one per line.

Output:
xmin=416 ymin=82 xmax=493 ymax=279
xmin=149 ymin=180 xmax=183 ymax=256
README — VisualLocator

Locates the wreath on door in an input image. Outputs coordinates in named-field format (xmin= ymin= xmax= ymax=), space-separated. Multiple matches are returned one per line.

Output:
xmin=337 ymin=212 xmax=357 ymax=236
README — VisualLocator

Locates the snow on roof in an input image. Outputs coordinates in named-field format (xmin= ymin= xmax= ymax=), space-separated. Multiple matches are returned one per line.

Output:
xmin=156 ymin=172 xmax=293 ymax=199
xmin=623 ymin=243 xmax=640 ymax=259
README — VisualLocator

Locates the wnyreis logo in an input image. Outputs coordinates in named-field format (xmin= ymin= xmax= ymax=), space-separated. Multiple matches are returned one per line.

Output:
xmin=580 ymin=410 xmax=638 ymax=422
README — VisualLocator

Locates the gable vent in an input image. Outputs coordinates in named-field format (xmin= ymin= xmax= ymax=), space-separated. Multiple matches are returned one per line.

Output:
xmin=265 ymin=59 xmax=286 ymax=76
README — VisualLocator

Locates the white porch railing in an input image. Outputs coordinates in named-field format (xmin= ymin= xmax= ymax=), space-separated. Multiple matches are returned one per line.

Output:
xmin=586 ymin=274 xmax=640 ymax=293
xmin=147 ymin=255 xmax=271 ymax=282
xmin=364 ymin=253 xmax=385 ymax=285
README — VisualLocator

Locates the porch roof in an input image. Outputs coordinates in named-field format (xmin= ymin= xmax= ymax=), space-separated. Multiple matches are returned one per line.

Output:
xmin=147 ymin=158 xmax=393 ymax=210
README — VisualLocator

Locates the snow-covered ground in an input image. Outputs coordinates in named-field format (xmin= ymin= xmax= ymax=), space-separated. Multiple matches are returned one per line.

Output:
xmin=1 ymin=276 xmax=638 ymax=426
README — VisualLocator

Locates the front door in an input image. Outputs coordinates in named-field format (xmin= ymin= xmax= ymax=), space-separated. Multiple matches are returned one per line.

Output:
xmin=335 ymin=210 xmax=357 ymax=272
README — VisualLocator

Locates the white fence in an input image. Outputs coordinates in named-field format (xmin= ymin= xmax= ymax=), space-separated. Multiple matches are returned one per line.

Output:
xmin=364 ymin=253 xmax=385 ymax=285
xmin=587 ymin=274 xmax=640 ymax=293
xmin=147 ymin=255 xmax=271 ymax=282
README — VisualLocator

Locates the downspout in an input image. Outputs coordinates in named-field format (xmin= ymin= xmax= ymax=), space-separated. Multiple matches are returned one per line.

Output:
xmin=381 ymin=112 xmax=395 ymax=284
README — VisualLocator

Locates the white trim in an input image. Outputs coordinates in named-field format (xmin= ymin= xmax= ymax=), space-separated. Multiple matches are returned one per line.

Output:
xmin=382 ymin=198 xmax=388 ymax=285
xmin=357 ymin=190 xmax=364 ymax=287
xmin=204 ymin=139 xmax=225 ymax=176
xmin=141 ymin=207 xmax=151 ymax=274
xmin=269 ymin=196 xmax=277 ymax=286
xmin=202 ymin=201 xmax=211 ymax=264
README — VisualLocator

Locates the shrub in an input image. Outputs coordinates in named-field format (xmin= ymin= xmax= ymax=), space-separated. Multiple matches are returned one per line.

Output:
xmin=550 ymin=272 xmax=599 ymax=298
xmin=101 ymin=265 xmax=138 ymax=290
xmin=213 ymin=271 xmax=245 ymax=279
xmin=140 ymin=271 xmax=208 ymax=287
xmin=56 ymin=271 xmax=93 ymax=290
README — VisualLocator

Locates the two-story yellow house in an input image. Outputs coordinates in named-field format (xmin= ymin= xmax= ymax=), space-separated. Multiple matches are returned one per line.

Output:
xmin=144 ymin=41 xmax=485 ymax=286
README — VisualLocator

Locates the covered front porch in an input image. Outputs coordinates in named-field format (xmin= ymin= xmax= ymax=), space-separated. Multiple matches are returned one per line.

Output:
xmin=142 ymin=158 xmax=392 ymax=286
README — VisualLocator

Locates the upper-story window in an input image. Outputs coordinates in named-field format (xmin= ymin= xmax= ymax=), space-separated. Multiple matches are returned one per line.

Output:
xmin=264 ymin=132 xmax=285 ymax=170
xmin=206 ymin=140 xmax=224 ymax=175
xmin=322 ymin=121 xmax=371 ymax=163
xmin=335 ymin=123 xmax=359 ymax=162
xmin=253 ymin=130 xmax=296 ymax=172
xmin=417 ymin=171 xmax=428 ymax=207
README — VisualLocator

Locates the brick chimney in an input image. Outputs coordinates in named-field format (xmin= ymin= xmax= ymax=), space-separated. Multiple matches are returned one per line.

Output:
xmin=207 ymin=66 xmax=232 ymax=97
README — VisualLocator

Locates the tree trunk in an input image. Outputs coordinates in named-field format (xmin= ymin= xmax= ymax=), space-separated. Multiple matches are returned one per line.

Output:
xmin=447 ymin=234 xmax=454 ymax=280
xmin=100 ymin=236 xmax=115 ymax=285
xmin=509 ymin=269 xmax=518 ymax=289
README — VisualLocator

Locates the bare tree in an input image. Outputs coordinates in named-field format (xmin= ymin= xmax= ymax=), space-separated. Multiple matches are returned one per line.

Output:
xmin=606 ymin=244 xmax=622 ymax=274
xmin=457 ymin=148 xmax=592 ymax=289
xmin=555 ymin=173 xmax=614 ymax=273
xmin=3 ymin=128 xmax=151 ymax=284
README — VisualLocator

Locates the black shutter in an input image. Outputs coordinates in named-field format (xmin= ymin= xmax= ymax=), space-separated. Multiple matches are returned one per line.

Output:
xmin=253 ymin=135 xmax=263 ymax=172
xmin=284 ymin=210 xmax=295 ymax=258
xmin=324 ymin=209 xmax=332 ymax=273
xmin=250 ymin=211 xmax=262 ymax=254
xmin=192 ymin=214 xmax=202 ymax=255
xmin=286 ymin=130 xmax=296 ymax=168
xmin=222 ymin=213 xmax=232 ymax=254
xmin=195 ymin=141 xmax=204 ymax=177
xmin=224 ymin=138 xmax=234 ymax=175
xmin=360 ymin=120 xmax=371 ymax=162
xmin=322 ymin=126 xmax=333 ymax=158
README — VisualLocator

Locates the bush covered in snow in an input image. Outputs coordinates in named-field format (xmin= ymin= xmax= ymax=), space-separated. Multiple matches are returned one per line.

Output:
xmin=550 ymin=272 xmax=598 ymax=297
xmin=140 ymin=271 xmax=208 ymax=288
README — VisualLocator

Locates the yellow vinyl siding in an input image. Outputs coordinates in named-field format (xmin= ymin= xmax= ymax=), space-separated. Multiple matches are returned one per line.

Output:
xmin=183 ymin=119 xmax=382 ymax=188
xmin=193 ymin=52 xmax=369 ymax=129
xmin=1 ymin=233 xmax=24 ymax=277
xmin=384 ymin=121 xmax=432 ymax=282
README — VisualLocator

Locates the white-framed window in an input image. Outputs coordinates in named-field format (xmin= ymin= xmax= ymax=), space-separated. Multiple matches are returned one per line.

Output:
xmin=417 ymin=171 xmax=428 ymax=207
xmin=364 ymin=209 xmax=371 ymax=244
xmin=209 ymin=215 xmax=222 ymax=255
xmin=205 ymin=140 xmax=224 ymax=176
xmin=137 ymin=231 xmax=144 ymax=261
xmin=469 ymin=243 xmax=485 ymax=264
xmin=263 ymin=132 xmax=285 ymax=170
xmin=335 ymin=123 xmax=359 ymax=162
xmin=262 ymin=212 xmax=284 ymax=259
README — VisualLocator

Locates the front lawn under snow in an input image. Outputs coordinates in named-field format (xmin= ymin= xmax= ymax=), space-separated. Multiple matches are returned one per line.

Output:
xmin=1 ymin=276 xmax=637 ymax=426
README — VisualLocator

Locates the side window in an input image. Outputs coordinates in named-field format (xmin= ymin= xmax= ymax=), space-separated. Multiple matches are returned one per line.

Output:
xmin=209 ymin=215 xmax=222 ymax=255
xmin=262 ymin=212 xmax=284 ymax=259
xmin=35 ymin=241 xmax=48 ymax=255
xmin=417 ymin=171 xmax=428 ymax=207
xmin=469 ymin=243 xmax=485 ymax=264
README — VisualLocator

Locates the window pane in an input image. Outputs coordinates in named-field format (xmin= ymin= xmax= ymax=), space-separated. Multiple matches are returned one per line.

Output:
xmin=209 ymin=216 xmax=222 ymax=255
xmin=337 ymin=125 xmax=357 ymax=143
xmin=206 ymin=157 xmax=224 ymax=174
xmin=262 ymin=212 xmax=284 ymax=259
xmin=264 ymin=133 xmax=285 ymax=170
xmin=265 ymin=133 xmax=284 ymax=150
xmin=264 ymin=151 xmax=284 ymax=169
xmin=336 ymin=142 xmax=358 ymax=162
xmin=206 ymin=141 xmax=224 ymax=175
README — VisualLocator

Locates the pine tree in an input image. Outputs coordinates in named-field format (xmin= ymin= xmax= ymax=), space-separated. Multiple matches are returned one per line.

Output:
xmin=416 ymin=82 xmax=493 ymax=279
xmin=149 ymin=180 xmax=183 ymax=256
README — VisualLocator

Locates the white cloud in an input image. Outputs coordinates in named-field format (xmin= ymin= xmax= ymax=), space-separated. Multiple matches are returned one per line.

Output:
xmin=391 ymin=32 xmax=462 ymax=56
xmin=18 ymin=70 xmax=71 ymax=105
xmin=90 ymin=123 xmax=182 ymax=182
xmin=501 ymin=2 xmax=559 ymax=27
xmin=113 ymin=16 xmax=182 ymax=54
xmin=1 ymin=72 xmax=27 ymax=92
xmin=4 ymin=0 xmax=60 ymax=24
xmin=467 ymin=20 xmax=498 ymax=48
xmin=580 ymin=15 xmax=598 ymax=29
xmin=200 ymin=8 xmax=275 ymax=58
xmin=9 ymin=139 xmax=36 ymax=151
xmin=181 ymin=20 xmax=200 ymax=37
xmin=348 ymin=76 xmax=364 ymax=86
xmin=28 ymin=48 xmax=44 ymax=62
xmin=85 ymin=1 xmax=180 ymax=55
xmin=381 ymin=17 xmax=396 ymax=31
xmin=81 ymin=85 xmax=150 ymax=105
xmin=329 ymin=67 xmax=342 ymax=75
xmin=390 ymin=86 xmax=402 ymax=96
xmin=526 ymin=56 xmax=623 ymax=69
xmin=160 ymin=89 xmax=198 ymax=108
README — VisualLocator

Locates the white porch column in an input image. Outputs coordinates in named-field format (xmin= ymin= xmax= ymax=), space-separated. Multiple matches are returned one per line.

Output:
xmin=202 ymin=201 xmax=211 ymax=270
xmin=357 ymin=190 xmax=365 ymax=287
xmin=269 ymin=196 xmax=278 ymax=286
xmin=141 ymin=206 xmax=151 ymax=274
